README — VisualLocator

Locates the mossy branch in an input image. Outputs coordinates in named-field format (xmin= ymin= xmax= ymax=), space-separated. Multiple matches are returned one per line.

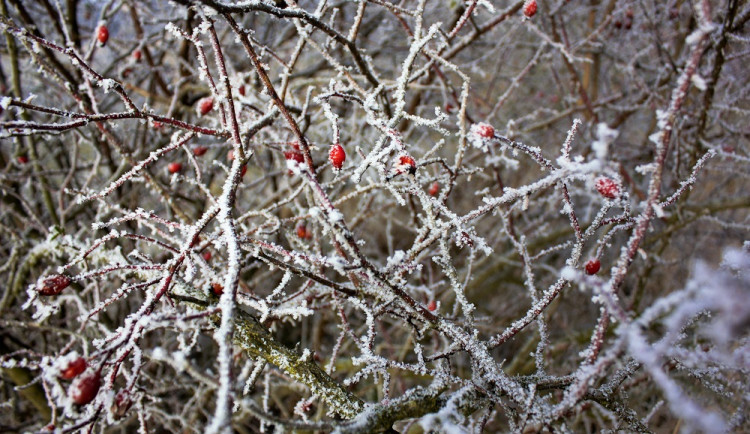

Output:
xmin=230 ymin=309 xmax=364 ymax=419
xmin=331 ymin=382 xmax=489 ymax=433
xmin=172 ymin=288 xmax=364 ymax=420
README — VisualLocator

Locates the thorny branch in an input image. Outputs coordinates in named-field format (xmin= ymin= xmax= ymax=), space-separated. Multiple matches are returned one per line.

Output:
xmin=1 ymin=0 xmax=748 ymax=432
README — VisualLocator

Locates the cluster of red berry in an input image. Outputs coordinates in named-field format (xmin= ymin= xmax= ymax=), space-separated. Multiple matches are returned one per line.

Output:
xmin=57 ymin=357 xmax=101 ymax=406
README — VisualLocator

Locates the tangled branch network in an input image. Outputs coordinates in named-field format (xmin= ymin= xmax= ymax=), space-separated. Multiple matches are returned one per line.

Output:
xmin=0 ymin=0 xmax=748 ymax=432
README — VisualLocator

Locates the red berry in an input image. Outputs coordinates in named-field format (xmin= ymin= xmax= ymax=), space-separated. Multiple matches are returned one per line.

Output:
xmin=584 ymin=259 xmax=601 ymax=275
xmin=132 ymin=49 xmax=142 ymax=61
xmin=69 ymin=370 xmax=101 ymax=405
xmin=427 ymin=300 xmax=437 ymax=312
xmin=595 ymin=177 xmax=619 ymax=199
xmin=329 ymin=143 xmax=346 ymax=170
xmin=296 ymin=222 xmax=311 ymax=239
xmin=445 ymin=103 xmax=454 ymax=113
xmin=17 ymin=155 xmax=29 ymax=164
xmin=202 ymin=251 xmax=212 ymax=261
xmin=197 ymin=97 xmax=214 ymax=116
xmin=284 ymin=150 xmax=304 ymax=164
xmin=167 ymin=162 xmax=182 ymax=174
xmin=240 ymin=164 xmax=247 ymax=177
xmin=523 ymin=0 xmax=537 ymax=17
xmin=399 ymin=155 xmax=416 ymax=166
xmin=397 ymin=155 xmax=417 ymax=175
xmin=96 ymin=25 xmax=109 ymax=45
xmin=193 ymin=146 xmax=208 ymax=156
xmin=473 ymin=123 xmax=495 ymax=138
xmin=37 ymin=274 xmax=71 ymax=296
xmin=211 ymin=283 xmax=224 ymax=296
xmin=152 ymin=121 xmax=163 ymax=129
xmin=238 ymin=85 xmax=246 ymax=96
xmin=60 ymin=357 xmax=87 ymax=380
xmin=428 ymin=182 xmax=439 ymax=196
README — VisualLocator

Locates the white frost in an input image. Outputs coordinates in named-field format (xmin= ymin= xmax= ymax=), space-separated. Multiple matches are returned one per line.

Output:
xmin=591 ymin=123 xmax=618 ymax=160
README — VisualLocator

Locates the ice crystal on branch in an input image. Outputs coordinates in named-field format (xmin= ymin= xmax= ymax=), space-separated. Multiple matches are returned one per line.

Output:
xmin=1 ymin=0 xmax=747 ymax=432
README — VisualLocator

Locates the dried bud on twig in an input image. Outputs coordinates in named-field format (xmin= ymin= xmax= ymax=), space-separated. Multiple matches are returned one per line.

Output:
xmin=112 ymin=391 xmax=133 ymax=419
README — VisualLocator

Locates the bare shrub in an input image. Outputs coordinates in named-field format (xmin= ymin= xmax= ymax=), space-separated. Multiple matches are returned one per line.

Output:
xmin=1 ymin=0 xmax=748 ymax=432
